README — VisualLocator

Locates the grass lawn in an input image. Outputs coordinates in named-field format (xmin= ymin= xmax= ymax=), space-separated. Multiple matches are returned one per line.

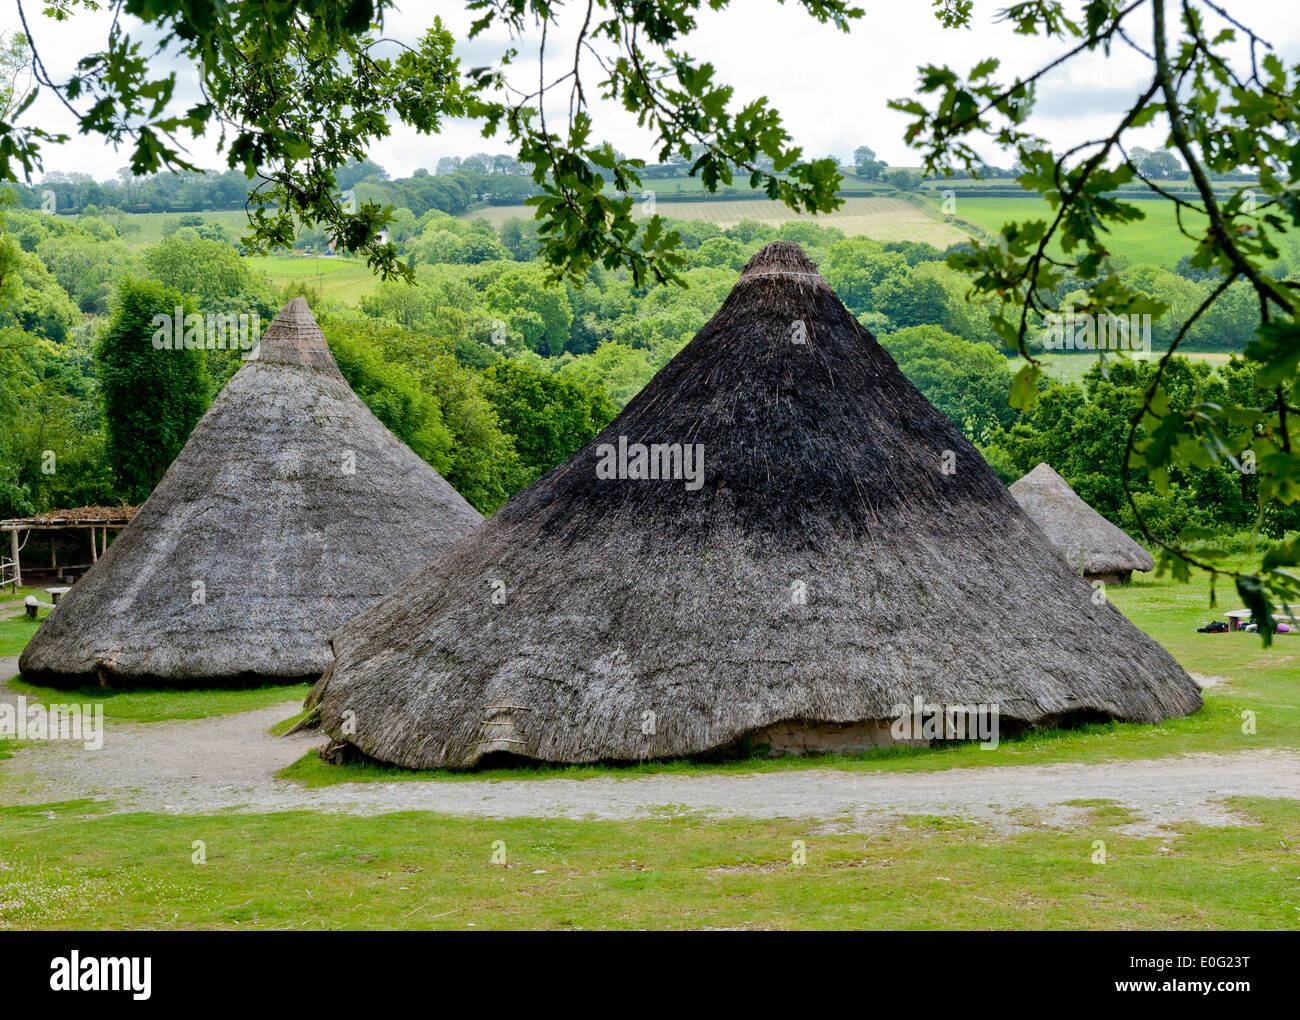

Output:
xmin=0 ymin=605 xmax=51 ymax=658
xmin=1 ymin=555 xmax=1295 ymax=930
xmin=0 ymin=605 xmax=305 ymax=761
xmin=0 ymin=796 xmax=1294 ymax=929
xmin=4 ymin=676 xmax=308 ymax=724
xmin=3 ymin=610 xmax=306 ymax=723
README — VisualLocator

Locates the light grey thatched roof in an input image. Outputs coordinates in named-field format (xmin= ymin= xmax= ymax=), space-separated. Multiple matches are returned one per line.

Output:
xmin=310 ymin=243 xmax=1200 ymax=768
xmin=1009 ymin=462 xmax=1155 ymax=577
xmin=20 ymin=298 xmax=482 ymax=687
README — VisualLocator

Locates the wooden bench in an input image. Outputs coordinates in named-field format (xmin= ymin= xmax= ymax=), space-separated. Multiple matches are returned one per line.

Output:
xmin=1226 ymin=607 xmax=1299 ymax=632
xmin=1225 ymin=609 xmax=1253 ymax=631
xmin=25 ymin=595 xmax=54 ymax=619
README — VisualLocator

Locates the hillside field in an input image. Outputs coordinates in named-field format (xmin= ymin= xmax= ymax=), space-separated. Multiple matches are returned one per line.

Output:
xmin=1017 ymin=350 xmax=1237 ymax=386
xmin=111 ymin=208 xmax=254 ymax=247
xmin=470 ymin=196 xmax=971 ymax=250
xmin=246 ymin=254 xmax=381 ymax=304
xmin=948 ymin=196 xmax=1208 ymax=270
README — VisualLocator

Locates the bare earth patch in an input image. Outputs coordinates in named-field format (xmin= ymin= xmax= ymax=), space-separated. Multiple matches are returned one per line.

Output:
xmin=0 ymin=665 xmax=1292 ymax=834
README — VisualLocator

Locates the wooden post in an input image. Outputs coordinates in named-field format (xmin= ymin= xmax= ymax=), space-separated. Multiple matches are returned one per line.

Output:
xmin=90 ymin=526 xmax=97 ymax=563
xmin=10 ymin=529 xmax=19 ymax=590
xmin=50 ymin=533 xmax=56 ymax=569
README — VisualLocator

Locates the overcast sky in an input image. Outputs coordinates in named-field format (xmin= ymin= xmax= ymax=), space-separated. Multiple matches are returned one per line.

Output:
xmin=5 ymin=0 xmax=1297 ymax=181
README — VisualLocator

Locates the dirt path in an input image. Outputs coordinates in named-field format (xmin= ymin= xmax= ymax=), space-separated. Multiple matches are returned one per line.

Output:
xmin=2 ymin=660 xmax=1294 ymax=832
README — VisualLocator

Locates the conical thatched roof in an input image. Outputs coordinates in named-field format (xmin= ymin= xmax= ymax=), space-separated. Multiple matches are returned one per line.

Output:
xmin=1009 ymin=462 xmax=1155 ymax=581
xmin=310 ymin=243 xmax=1200 ymax=768
xmin=20 ymin=298 xmax=482 ymax=688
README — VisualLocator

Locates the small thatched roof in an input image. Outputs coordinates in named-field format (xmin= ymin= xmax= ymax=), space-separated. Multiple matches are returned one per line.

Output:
xmin=310 ymin=243 xmax=1200 ymax=768
xmin=1009 ymin=462 xmax=1155 ymax=578
xmin=20 ymin=298 xmax=481 ymax=688
xmin=1 ymin=505 xmax=138 ymax=526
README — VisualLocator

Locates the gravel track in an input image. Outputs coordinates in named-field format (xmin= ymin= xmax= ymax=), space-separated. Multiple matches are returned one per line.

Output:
xmin=2 ymin=657 xmax=1293 ymax=833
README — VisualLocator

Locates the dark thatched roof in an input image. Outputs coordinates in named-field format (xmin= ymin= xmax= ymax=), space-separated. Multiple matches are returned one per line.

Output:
xmin=19 ymin=298 xmax=482 ymax=688
xmin=309 ymin=243 xmax=1201 ymax=768
xmin=1010 ymin=462 xmax=1155 ymax=578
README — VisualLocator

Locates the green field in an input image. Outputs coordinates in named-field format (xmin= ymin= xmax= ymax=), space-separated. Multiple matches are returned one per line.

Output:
xmin=471 ymin=196 xmax=971 ymax=250
xmin=610 ymin=176 xmax=888 ymax=198
xmin=78 ymin=187 xmax=1220 ymax=277
xmin=949 ymin=196 xmax=1208 ymax=269
xmin=246 ymin=254 xmax=381 ymax=304
xmin=98 ymin=209 xmax=253 ymax=248
xmin=67 ymin=210 xmax=383 ymax=303
xmin=1016 ymin=350 xmax=1238 ymax=386
xmin=470 ymin=190 xmax=1225 ymax=268
xmin=80 ymin=191 xmax=1210 ymax=286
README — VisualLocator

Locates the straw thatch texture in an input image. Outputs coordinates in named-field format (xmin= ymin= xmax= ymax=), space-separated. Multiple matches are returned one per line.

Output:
xmin=20 ymin=298 xmax=481 ymax=688
xmin=311 ymin=244 xmax=1201 ymax=767
xmin=13 ymin=505 xmax=138 ymax=524
xmin=1010 ymin=462 xmax=1155 ymax=583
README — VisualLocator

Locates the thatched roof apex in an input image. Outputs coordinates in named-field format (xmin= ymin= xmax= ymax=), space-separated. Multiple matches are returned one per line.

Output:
xmin=310 ymin=243 xmax=1199 ymax=768
xmin=250 ymin=296 xmax=345 ymax=377
xmin=736 ymin=241 xmax=832 ymax=285
xmin=1009 ymin=462 xmax=1155 ymax=576
xmin=20 ymin=298 xmax=482 ymax=688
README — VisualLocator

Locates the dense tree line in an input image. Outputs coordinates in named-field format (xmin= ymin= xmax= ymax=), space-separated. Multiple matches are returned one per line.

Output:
xmin=983 ymin=357 xmax=1300 ymax=542
xmin=5 ymin=154 xmax=536 ymax=219
xmin=0 ymin=192 xmax=1292 ymax=548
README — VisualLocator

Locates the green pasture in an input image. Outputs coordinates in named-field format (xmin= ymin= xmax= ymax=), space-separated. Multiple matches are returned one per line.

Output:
xmin=1015 ymin=350 xmax=1238 ymax=386
xmin=245 ymin=253 xmax=381 ymax=304
xmin=470 ymin=196 xmax=970 ymax=249
xmin=949 ymin=196 xmax=1209 ymax=269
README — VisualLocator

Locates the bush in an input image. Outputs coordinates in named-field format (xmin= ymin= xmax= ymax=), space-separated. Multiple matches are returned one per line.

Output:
xmin=96 ymin=278 xmax=210 ymax=502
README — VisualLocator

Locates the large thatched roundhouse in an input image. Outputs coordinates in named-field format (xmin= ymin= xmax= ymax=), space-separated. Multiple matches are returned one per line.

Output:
xmin=309 ymin=243 xmax=1200 ymax=768
xmin=20 ymin=298 xmax=482 ymax=688
xmin=1010 ymin=462 xmax=1155 ymax=584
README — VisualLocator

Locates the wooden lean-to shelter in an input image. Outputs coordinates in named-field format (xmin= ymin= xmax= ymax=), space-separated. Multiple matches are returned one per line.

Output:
xmin=308 ymin=244 xmax=1201 ymax=767
xmin=1010 ymin=462 xmax=1155 ymax=584
xmin=19 ymin=298 xmax=481 ymax=688
xmin=1 ymin=505 xmax=137 ymax=591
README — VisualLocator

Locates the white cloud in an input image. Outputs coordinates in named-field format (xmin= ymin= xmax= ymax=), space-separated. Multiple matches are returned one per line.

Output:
xmin=6 ymin=0 xmax=1297 ymax=180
